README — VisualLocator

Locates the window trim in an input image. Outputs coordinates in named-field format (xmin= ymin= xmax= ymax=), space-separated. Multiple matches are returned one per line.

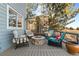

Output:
xmin=7 ymin=5 xmax=23 ymax=30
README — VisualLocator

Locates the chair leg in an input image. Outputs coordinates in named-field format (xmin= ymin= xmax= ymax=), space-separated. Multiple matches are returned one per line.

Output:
xmin=59 ymin=42 xmax=62 ymax=48
xmin=15 ymin=46 xmax=17 ymax=50
xmin=14 ymin=44 xmax=17 ymax=49
xmin=48 ymin=40 xmax=51 ymax=46
xmin=27 ymin=43 xmax=29 ymax=47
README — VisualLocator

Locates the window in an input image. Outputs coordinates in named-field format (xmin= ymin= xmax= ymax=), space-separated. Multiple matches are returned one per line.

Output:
xmin=7 ymin=5 xmax=23 ymax=29
xmin=18 ymin=14 xmax=23 ymax=29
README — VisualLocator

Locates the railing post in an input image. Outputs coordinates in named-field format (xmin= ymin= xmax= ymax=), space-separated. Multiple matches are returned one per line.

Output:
xmin=77 ymin=34 xmax=79 ymax=44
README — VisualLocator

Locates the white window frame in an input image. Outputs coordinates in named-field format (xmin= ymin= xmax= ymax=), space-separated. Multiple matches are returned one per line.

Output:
xmin=7 ymin=5 xmax=23 ymax=30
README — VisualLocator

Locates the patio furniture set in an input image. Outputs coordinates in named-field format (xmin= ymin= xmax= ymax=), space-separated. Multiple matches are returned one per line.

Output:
xmin=12 ymin=30 xmax=79 ymax=55
xmin=12 ymin=30 xmax=46 ymax=47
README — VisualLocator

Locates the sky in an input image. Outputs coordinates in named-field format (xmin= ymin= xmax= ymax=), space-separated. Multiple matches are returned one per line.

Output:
xmin=33 ymin=4 xmax=42 ymax=16
xmin=66 ymin=3 xmax=79 ymax=29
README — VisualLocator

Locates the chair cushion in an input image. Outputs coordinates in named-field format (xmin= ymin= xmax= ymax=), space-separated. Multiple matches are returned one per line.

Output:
xmin=13 ymin=38 xmax=16 ymax=43
xmin=13 ymin=30 xmax=19 ymax=38
xmin=48 ymin=30 xmax=54 ymax=36
xmin=48 ymin=37 xmax=59 ymax=43
xmin=56 ymin=35 xmax=61 ymax=40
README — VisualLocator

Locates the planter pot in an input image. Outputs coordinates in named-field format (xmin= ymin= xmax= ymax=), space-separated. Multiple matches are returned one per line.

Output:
xmin=66 ymin=42 xmax=79 ymax=54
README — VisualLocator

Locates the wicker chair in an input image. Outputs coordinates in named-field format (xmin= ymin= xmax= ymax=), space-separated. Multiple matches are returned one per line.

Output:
xmin=12 ymin=30 xmax=29 ymax=49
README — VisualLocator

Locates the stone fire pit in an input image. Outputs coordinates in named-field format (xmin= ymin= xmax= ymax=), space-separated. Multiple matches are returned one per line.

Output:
xmin=31 ymin=36 xmax=45 ymax=45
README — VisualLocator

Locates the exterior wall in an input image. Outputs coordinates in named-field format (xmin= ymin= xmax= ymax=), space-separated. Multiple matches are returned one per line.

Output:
xmin=0 ymin=3 xmax=26 ymax=53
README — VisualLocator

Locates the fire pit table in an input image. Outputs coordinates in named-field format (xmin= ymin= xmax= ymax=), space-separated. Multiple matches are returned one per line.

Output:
xmin=31 ymin=36 xmax=45 ymax=45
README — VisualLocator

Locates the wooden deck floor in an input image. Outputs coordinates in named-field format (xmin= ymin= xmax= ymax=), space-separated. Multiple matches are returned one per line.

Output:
xmin=0 ymin=40 xmax=79 ymax=56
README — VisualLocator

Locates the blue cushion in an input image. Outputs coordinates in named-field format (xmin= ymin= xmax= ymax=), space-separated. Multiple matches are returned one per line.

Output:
xmin=48 ymin=30 xmax=54 ymax=36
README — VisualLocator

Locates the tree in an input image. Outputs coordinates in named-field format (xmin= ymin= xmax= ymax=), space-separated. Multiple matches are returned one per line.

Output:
xmin=26 ymin=3 xmax=79 ymax=31
xmin=25 ymin=3 xmax=38 ymax=31
xmin=70 ymin=27 xmax=74 ymax=30
xmin=76 ymin=27 xmax=79 ymax=30
xmin=40 ymin=3 xmax=79 ymax=30
xmin=26 ymin=3 xmax=38 ymax=19
xmin=35 ymin=16 xmax=41 ymax=34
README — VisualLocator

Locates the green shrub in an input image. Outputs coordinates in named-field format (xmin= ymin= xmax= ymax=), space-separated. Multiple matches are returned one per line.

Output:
xmin=70 ymin=27 xmax=74 ymax=30
xmin=76 ymin=27 xmax=79 ymax=30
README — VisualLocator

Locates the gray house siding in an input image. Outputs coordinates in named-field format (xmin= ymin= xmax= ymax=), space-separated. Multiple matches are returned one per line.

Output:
xmin=0 ymin=3 xmax=26 ymax=53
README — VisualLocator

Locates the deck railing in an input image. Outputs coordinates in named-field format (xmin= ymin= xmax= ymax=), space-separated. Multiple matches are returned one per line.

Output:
xmin=54 ymin=30 xmax=79 ymax=44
